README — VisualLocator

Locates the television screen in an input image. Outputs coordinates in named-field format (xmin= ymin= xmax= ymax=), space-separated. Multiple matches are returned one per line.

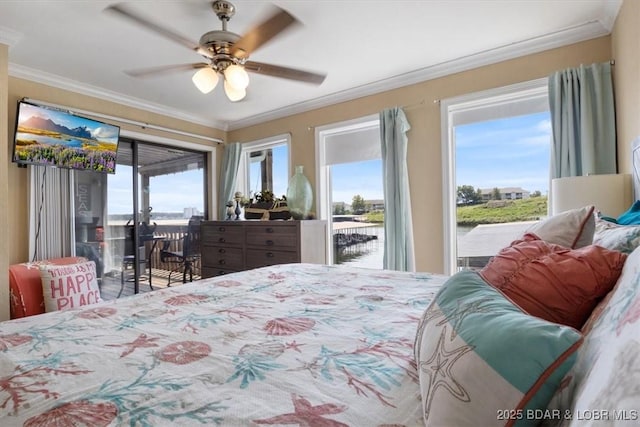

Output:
xmin=12 ymin=101 xmax=120 ymax=174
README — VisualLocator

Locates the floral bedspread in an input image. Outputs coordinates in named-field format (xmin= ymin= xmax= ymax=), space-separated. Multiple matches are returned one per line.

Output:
xmin=0 ymin=263 xmax=445 ymax=426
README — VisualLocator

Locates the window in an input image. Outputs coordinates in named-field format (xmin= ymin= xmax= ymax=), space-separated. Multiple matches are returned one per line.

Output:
xmin=316 ymin=115 xmax=385 ymax=267
xmin=441 ymin=78 xmax=550 ymax=274
xmin=236 ymin=134 xmax=290 ymax=201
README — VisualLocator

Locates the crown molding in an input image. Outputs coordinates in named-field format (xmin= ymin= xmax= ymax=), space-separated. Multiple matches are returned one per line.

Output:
xmin=227 ymin=19 xmax=610 ymax=131
xmin=8 ymin=63 xmax=227 ymax=130
xmin=0 ymin=25 xmax=22 ymax=47
xmin=7 ymin=17 xmax=613 ymax=134
xmin=602 ymin=0 xmax=624 ymax=31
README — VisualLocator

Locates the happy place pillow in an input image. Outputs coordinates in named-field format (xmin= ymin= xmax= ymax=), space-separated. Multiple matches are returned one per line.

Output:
xmin=40 ymin=260 xmax=102 ymax=312
xmin=415 ymin=270 xmax=582 ymax=427
xmin=525 ymin=205 xmax=595 ymax=248
xmin=479 ymin=233 xmax=626 ymax=329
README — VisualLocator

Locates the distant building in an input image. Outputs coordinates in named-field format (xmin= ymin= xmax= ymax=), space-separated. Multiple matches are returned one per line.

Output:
xmin=366 ymin=199 xmax=385 ymax=211
xmin=480 ymin=187 xmax=530 ymax=201
xmin=183 ymin=207 xmax=201 ymax=218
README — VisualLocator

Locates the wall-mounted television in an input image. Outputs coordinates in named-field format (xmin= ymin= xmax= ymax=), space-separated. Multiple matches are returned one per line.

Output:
xmin=12 ymin=100 xmax=120 ymax=174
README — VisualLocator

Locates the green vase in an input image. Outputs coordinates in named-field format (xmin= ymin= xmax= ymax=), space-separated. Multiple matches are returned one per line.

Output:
xmin=286 ymin=165 xmax=313 ymax=220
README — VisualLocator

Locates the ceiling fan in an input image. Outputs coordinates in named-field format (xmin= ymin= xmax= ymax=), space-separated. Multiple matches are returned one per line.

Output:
xmin=105 ymin=1 xmax=326 ymax=102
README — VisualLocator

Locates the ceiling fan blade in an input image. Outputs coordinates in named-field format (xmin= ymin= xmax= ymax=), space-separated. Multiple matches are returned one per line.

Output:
xmin=245 ymin=61 xmax=326 ymax=85
xmin=125 ymin=63 xmax=209 ymax=78
xmin=105 ymin=3 xmax=212 ymax=58
xmin=230 ymin=6 xmax=300 ymax=59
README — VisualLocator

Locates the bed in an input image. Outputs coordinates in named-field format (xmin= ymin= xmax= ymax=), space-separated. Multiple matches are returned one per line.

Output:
xmin=0 ymin=263 xmax=444 ymax=426
xmin=5 ymin=203 xmax=640 ymax=427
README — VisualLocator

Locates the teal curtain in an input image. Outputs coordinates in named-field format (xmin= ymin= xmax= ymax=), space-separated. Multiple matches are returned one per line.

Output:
xmin=548 ymin=62 xmax=617 ymax=178
xmin=380 ymin=107 xmax=415 ymax=271
xmin=218 ymin=142 xmax=242 ymax=219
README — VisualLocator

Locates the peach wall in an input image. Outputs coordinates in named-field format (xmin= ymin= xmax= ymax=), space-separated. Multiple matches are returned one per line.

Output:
xmin=0 ymin=44 xmax=9 ymax=321
xmin=6 ymin=77 xmax=225 ymax=265
xmin=228 ymin=36 xmax=613 ymax=274
xmin=612 ymin=0 xmax=640 ymax=174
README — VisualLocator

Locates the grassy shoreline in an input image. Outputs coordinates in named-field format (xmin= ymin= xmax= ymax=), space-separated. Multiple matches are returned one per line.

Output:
xmin=361 ymin=197 xmax=547 ymax=226
xmin=456 ymin=196 xmax=547 ymax=226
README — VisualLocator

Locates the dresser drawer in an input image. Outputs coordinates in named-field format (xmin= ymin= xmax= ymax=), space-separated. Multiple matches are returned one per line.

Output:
xmin=246 ymin=231 xmax=298 ymax=249
xmin=202 ymin=224 xmax=244 ymax=246
xmin=245 ymin=223 xmax=298 ymax=235
xmin=245 ymin=249 xmax=299 ymax=269
xmin=201 ymin=246 xmax=244 ymax=270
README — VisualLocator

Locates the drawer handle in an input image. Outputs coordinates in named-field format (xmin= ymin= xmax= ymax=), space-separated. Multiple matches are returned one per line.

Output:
xmin=218 ymin=238 xmax=226 ymax=243
xmin=218 ymin=226 xmax=225 ymax=232
xmin=266 ymin=227 xmax=274 ymax=233
xmin=266 ymin=240 xmax=274 ymax=246
xmin=219 ymin=259 xmax=226 ymax=265
xmin=266 ymin=252 xmax=274 ymax=258
xmin=218 ymin=248 xmax=226 ymax=254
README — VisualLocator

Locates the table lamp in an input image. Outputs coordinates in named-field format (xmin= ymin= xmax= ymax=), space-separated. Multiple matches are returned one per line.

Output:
xmin=550 ymin=173 xmax=633 ymax=217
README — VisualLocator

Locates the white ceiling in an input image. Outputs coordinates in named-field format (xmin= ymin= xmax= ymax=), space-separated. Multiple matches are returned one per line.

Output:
xmin=0 ymin=0 xmax=621 ymax=131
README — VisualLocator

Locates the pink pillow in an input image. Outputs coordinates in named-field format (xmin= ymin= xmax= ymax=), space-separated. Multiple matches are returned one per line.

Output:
xmin=480 ymin=233 xmax=626 ymax=329
xmin=39 ymin=260 xmax=103 ymax=312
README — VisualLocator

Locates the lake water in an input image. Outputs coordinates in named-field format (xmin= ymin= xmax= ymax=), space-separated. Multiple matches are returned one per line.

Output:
xmin=334 ymin=224 xmax=478 ymax=270
xmin=335 ymin=224 xmax=384 ymax=269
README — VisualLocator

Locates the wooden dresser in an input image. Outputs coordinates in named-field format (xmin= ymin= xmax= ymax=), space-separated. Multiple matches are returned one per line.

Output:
xmin=200 ymin=220 xmax=327 ymax=278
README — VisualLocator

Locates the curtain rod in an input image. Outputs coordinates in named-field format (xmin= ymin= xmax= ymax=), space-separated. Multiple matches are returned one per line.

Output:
xmin=23 ymin=97 xmax=224 ymax=144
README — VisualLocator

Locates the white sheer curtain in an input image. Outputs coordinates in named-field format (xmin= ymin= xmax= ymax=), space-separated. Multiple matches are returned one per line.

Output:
xmin=29 ymin=166 xmax=74 ymax=261
xmin=380 ymin=107 xmax=415 ymax=271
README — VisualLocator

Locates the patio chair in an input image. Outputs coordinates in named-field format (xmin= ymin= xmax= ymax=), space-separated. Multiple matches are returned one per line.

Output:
xmin=160 ymin=216 xmax=203 ymax=286
xmin=120 ymin=221 xmax=157 ymax=296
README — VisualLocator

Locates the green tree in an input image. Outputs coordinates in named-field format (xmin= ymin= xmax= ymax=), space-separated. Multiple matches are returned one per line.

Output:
xmin=492 ymin=187 xmax=501 ymax=200
xmin=352 ymin=195 xmax=366 ymax=214
xmin=531 ymin=190 xmax=542 ymax=197
xmin=457 ymin=185 xmax=482 ymax=205
xmin=333 ymin=202 xmax=346 ymax=215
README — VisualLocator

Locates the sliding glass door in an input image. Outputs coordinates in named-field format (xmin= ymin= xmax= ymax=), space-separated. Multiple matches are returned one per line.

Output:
xmin=74 ymin=138 xmax=208 ymax=299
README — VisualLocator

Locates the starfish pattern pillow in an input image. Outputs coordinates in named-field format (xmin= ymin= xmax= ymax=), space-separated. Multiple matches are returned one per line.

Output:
xmin=415 ymin=270 xmax=582 ymax=427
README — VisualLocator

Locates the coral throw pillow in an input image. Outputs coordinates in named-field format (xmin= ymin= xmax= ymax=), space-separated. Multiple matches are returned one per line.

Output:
xmin=40 ymin=260 xmax=103 ymax=312
xmin=480 ymin=233 xmax=626 ymax=329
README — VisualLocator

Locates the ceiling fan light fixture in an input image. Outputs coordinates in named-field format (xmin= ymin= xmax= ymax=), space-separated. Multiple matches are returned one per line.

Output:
xmin=224 ymin=64 xmax=250 ymax=90
xmin=224 ymin=79 xmax=246 ymax=101
xmin=192 ymin=67 xmax=219 ymax=94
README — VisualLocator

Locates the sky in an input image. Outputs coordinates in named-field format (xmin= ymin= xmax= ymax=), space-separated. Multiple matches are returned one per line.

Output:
xmin=106 ymin=110 xmax=551 ymax=214
xmin=332 ymin=159 xmax=383 ymax=204
xmin=456 ymin=111 xmax=551 ymax=195
xmin=108 ymin=165 xmax=205 ymax=215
